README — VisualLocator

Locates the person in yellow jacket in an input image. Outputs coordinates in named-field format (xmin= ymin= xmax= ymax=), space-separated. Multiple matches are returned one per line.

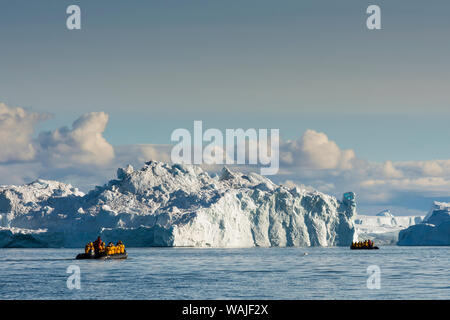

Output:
xmin=106 ymin=242 xmax=113 ymax=255
xmin=85 ymin=243 xmax=91 ymax=254
xmin=116 ymin=241 xmax=125 ymax=254
xmin=100 ymin=241 xmax=105 ymax=253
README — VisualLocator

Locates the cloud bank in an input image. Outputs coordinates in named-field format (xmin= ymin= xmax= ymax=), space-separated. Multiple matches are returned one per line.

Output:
xmin=280 ymin=129 xmax=355 ymax=170
xmin=1 ymin=102 xmax=449 ymax=214
xmin=37 ymin=112 xmax=114 ymax=167
xmin=0 ymin=102 xmax=49 ymax=162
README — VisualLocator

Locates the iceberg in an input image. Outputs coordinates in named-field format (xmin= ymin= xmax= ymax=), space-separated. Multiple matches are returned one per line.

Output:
xmin=353 ymin=210 xmax=424 ymax=245
xmin=0 ymin=161 xmax=357 ymax=248
xmin=376 ymin=210 xmax=394 ymax=218
xmin=398 ymin=202 xmax=450 ymax=246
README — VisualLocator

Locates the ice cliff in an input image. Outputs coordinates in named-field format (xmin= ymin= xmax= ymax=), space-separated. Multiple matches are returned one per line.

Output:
xmin=398 ymin=202 xmax=450 ymax=246
xmin=0 ymin=161 xmax=357 ymax=248
xmin=353 ymin=210 xmax=423 ymax=245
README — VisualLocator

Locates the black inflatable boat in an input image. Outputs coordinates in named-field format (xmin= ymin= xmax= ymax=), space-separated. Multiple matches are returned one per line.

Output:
xmin=350 ymin=246 xmax=379 ymax=250
xmin=75 ymin=251 xmax=128 ymax=260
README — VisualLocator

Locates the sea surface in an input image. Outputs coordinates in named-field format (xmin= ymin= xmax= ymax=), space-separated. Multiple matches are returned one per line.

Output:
xmin=0 ymin=246 xmax=448 ymax=300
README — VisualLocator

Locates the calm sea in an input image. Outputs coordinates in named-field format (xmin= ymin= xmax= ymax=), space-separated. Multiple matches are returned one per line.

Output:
xmin=0 ymin=246 xmax=448 ymax=299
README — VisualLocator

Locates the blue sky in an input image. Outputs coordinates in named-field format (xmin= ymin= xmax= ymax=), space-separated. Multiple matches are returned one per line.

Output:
xmin=1 ymin=1 xmax=450 ymax=214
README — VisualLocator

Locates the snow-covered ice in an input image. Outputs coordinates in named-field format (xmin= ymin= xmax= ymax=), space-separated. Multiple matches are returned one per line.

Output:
xmin=376 ymin=210 xmax=394 ymax=218
xmin=398 ymin=202 xmax=450 ymax=246
xmin=0 ymin=161 xmax=357 ymax=248
xmin=353 ymin=210 xmax=424 ymax=245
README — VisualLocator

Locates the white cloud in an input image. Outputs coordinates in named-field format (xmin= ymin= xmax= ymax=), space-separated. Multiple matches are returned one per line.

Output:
xmin=382 ymin=161 xmax=403 ymax=178
xmin=397 ymin=160 xmax=450 ymax=177
xmin=37 ymin=112 xmax=114 ymax=168
xmin=361 ymin=191 xmax=393 ymax=203
xmin=0 ymin=104 xmax=178 ymax=190
xmin=360 ymin=179 xmax=386 ymax=188
xmin=115 ymin=144 xmax=171 ymax=166
xmin=0 ymin=102 xmax=50 ymax=162
xmin=391 ymin=177 xmax=450 ymax=191
xmin=421 ymin=161 xmax=445 ymax=176
xmin=0 ymin=162 xmax=43 ymax=186
xmin=280 ymin=129 xmax=355 ymax=170
xmin=1 ymin=103 xmax=450 ymax=212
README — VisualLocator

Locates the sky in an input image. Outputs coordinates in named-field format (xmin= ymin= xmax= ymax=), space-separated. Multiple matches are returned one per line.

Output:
xmin=1 ymin=0 xmax=450 ymax=215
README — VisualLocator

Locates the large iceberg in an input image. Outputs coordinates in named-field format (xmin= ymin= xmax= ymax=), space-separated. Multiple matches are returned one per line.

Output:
xmin=353 ymin=210 xmax=423 ymax=245
xmin=0 ymin=161 xmax=357 ymax=248
xmin=398 ymin=202 xmax=450 ymax=246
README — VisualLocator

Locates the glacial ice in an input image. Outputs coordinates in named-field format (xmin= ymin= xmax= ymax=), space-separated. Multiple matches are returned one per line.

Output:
xmin=0 ymin=161 xmax=357 ymax=248
xmin=398 ymin=202 xmax=450 ymax=246
xmin=354 ymin=211 xmax=424 ymax=245
xmin=376 ymin=210 xmax=394 ymax=218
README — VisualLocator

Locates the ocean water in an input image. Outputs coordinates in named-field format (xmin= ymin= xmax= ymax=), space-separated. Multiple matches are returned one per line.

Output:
xmin=0 ymin=246 xmax=448 ymax=300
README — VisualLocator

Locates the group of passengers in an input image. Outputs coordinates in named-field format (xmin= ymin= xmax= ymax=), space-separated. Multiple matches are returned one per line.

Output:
xmin=84 ymin=237 xmax=125 ymax=255
xmin=351 ymin=240 xmax=374 ymax=248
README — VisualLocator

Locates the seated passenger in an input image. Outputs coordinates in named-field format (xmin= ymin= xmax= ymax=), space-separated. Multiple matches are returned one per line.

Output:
xmin=116 ymin=241 xmax=124 ymax=254
xmin=85 ymin=243 xmax=90 ymax=254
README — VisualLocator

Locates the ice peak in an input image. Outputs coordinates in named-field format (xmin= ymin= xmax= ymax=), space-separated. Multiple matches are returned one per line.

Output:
xmin=376 ymin=210 xmax=394 ymax=217
xmin=117 ymin=164 xmax=134 ymax=180
xmin=431 ymin=201 xmax=450 ymax=211
xmin=423 ymin=201 xmax=450 ymax=225
xmin=219 ymin=166 xmax=235 ymax=181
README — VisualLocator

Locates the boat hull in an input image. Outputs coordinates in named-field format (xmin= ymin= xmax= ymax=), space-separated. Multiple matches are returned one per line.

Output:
xmin=350 ymin=246 xmax=379 ymax=250
xmin=75 ymin=252 xmax=128 ymax=260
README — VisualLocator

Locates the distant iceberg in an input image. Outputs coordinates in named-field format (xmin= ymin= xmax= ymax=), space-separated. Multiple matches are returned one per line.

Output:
xmin=0 ymin=161 xmax=357 ymax=248
xmin=376 ymin=210 xmax=394 ymax=218
xmin=354 ymin=210 xmax=423 ymax=245
xmin=398 ymin=202 xmax=450 ymax=246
